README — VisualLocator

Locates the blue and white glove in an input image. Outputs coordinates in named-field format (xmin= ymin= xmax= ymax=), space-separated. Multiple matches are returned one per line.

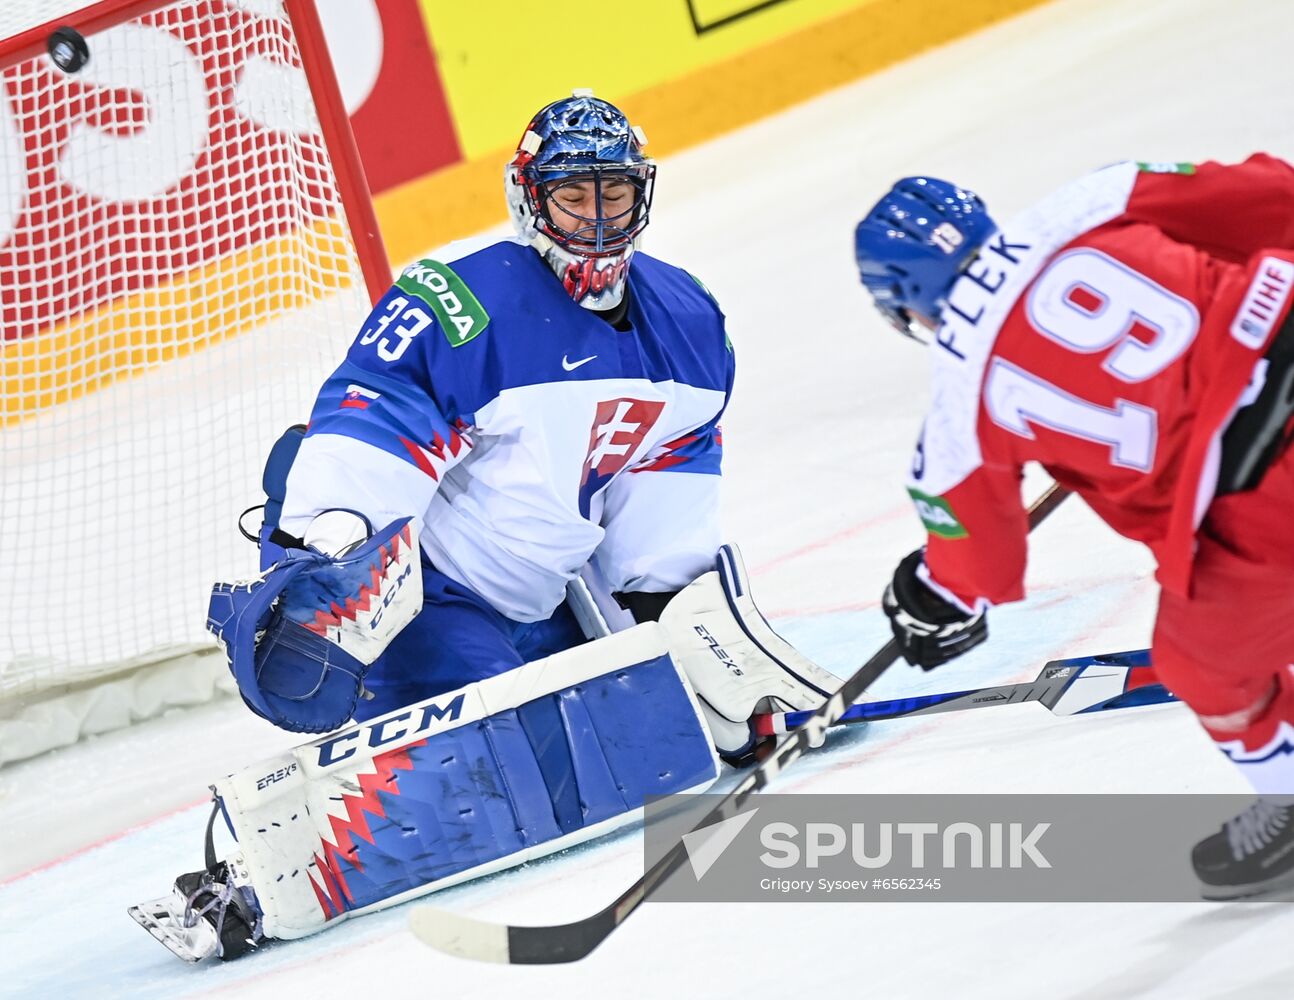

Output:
xmin=882 ymin=549 xmax=987 ymax=670
xmin=206 ymin=514 xmax=422 ymax=733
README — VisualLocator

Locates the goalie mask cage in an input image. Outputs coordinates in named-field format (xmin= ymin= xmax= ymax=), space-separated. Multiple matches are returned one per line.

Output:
xmin=0 ymin=0 xmax=390 ymax=763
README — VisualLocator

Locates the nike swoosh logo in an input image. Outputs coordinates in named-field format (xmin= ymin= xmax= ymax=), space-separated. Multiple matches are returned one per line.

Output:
xmin=562 ymin=354 xmax=598 ymax=371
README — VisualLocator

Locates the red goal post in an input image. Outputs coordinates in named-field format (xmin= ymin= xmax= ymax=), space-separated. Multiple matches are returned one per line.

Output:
xmin=0 ymin=0 xmax=391 ymax=763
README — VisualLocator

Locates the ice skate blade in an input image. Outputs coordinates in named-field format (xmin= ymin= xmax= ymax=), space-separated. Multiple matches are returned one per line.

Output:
xmin=128 ymin=893 xmax=219 ymax=964
xmin=1198 ymin=869 xmax=1294 ymax=902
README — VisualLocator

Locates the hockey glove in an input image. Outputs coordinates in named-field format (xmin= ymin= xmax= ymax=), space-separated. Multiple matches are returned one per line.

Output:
xmin=882 ymin=549 xmax=987 ymax=670
xmin=206 ymin=514 xmax=422 ymax=733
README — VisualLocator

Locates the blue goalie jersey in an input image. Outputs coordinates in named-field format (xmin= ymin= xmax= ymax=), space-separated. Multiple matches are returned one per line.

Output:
xmin=281 ymin=237 xmax=735 ymax=622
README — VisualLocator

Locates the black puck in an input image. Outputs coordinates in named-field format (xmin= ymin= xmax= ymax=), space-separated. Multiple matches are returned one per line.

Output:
xmin=48 ymin=26 xmax=90 ymax=73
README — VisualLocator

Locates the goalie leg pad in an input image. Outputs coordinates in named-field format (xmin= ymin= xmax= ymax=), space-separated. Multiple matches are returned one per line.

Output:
xmin=209 ymin=624 xmax=718 ymax=943
xmin=659 ymin=544 xmax=840 ymax=757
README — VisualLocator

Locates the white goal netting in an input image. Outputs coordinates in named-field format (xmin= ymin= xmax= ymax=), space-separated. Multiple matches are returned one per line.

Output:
xmin=0 ymin=0 xmax=382 ymax=761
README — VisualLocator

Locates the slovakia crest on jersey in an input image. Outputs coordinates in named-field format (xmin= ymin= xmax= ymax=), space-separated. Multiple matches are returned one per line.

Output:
xmin=578 ymin=398 xmax=664 ymax=517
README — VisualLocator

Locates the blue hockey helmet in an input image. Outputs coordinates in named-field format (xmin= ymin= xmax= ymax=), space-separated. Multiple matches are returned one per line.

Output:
xmin=853 ymin=177 xmax=996 ymax=338
xmin=506 ymin=89 xmax=656 ymax=310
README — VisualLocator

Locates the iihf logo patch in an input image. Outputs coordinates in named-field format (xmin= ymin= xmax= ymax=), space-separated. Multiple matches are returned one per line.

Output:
xmin=1230 ymin=257 xmax=1294 ymax=349
xmin=578 ymin=397 xmax=664 ymax=517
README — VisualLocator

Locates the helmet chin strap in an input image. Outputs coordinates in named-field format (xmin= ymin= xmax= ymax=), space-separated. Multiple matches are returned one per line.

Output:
xmin=905 ymin=309 xmax=941 ymax=344
xmin=875 ymin=302 xmax=939 ymax=344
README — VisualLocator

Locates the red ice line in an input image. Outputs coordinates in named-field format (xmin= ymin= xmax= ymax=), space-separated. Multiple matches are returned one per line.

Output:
xmin=752 ymin=505 xmax=910 ymax=577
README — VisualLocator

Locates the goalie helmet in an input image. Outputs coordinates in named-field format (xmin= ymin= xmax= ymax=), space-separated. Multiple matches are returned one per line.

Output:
xmin=505 ymin=89 xmax=656 ymax=310
xmin=853 ymin=176 xmax=996 ymax=340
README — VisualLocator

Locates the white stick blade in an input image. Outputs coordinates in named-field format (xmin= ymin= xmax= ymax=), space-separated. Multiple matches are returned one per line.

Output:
xmin=1049 ymin=669 xmax=1130 ymax=715
xmin=408 ymin=906 xmax=511 ymax=963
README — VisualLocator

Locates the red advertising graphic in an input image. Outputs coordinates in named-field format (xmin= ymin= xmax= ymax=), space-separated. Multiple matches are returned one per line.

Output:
xmin=342 ymin=0 xmax=460 ymax=195
xmin=0 ymin=0 xmax=349 ymax=344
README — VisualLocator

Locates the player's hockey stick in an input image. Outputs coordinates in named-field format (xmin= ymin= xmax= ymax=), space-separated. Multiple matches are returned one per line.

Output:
xmin=752 ymin=648 xmax=1172 ymax=736
xmin=409 ymin=483 xmax=1070 ymax=964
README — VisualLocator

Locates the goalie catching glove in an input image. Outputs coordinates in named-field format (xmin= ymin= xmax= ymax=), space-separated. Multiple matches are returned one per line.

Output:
xmin=206 ymin=512 xmax=423 ymax=733
xmin=659 ymin=544 xmax=840 ymax=763
xmin=883 ymin=549 xmax=987 ymax=669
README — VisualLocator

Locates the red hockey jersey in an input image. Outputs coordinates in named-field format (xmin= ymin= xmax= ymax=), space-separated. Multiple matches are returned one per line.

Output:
xmin=909 ymin=156 xmax=1294 ymax=606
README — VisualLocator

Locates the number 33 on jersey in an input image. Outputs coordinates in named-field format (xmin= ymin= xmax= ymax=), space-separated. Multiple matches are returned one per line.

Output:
xmin=910 ymin=157 xmax=1294 ymax=608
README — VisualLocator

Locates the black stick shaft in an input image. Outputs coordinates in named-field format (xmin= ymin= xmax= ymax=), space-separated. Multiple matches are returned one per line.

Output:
xmin=495 ymin=483 xmax=1070 ymax=963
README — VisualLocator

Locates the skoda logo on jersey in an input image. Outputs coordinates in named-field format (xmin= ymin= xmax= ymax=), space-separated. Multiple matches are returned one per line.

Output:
xmin=577 ymin=397 xmax=665 ymax=518
xmin=907 ymin=487 xmax=968 ymax=539
xmin=396 ymin=258 xmax=491 ymax=347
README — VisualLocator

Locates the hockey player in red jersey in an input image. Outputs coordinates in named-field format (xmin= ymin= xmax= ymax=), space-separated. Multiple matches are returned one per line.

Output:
xmin=853 ymin=156 xmax=1294 ymax=899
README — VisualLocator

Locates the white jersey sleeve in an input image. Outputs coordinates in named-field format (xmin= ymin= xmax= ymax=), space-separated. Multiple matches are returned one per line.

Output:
xmin=279 ymin=433 xmax=440 ymax=546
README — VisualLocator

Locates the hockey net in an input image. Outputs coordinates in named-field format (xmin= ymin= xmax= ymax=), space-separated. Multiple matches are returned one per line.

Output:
xmin=0 ymin=0 xmax=389 ymax=763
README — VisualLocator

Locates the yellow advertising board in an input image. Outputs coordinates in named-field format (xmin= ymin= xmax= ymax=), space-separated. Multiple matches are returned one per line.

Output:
xmin=419 ymin=0 xmax=866 ymax=161
xmin=377 ymin=0 xmax=1053 ymax=264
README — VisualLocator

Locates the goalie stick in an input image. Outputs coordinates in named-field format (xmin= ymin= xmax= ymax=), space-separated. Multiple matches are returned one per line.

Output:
xmin=408 ymin=483 xmax=1070 ymax=964
xmin=752 ymin=648 xmax=1173 ymax=736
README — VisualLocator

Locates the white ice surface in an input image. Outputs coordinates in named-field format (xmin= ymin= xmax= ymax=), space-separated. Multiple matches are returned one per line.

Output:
xmin=4 ymin=0 xmax=1294 ymax=996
